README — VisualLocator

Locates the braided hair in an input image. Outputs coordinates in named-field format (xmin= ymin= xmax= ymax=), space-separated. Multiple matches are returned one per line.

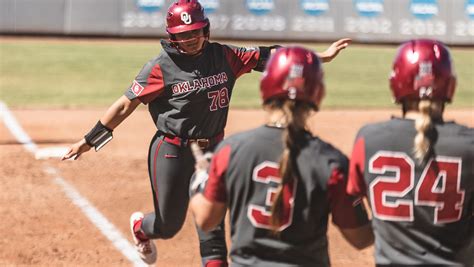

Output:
xmin=406 ymin=100 xmax=444 ymax=163
xmin=265 ymin=99 xmax=313 ymax=233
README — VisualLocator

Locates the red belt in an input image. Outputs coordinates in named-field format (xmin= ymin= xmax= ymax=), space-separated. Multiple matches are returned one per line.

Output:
xmin=162 ymin=132 xmax=224 ymax=150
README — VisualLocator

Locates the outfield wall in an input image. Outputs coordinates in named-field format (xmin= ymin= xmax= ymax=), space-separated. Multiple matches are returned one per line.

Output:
xmin=1 ymin=0 xmax=473 ymax=45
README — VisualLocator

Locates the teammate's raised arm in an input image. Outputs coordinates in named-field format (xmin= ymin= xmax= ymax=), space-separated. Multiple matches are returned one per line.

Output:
xmin=317 ymin=38 xmax=352 ymax=63
xmin=268 ymin=38 xmax=352 ymax=63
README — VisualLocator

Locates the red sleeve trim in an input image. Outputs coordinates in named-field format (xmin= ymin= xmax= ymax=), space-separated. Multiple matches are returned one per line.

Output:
xmin=203 ymin=145 xmax=231 ymax=203
xmin=224 ymin=46 xmax=260 ymax=78
xmin=139 ymin=64 xmax=165 ymax=104
xmin=347 ymin=137 xmax=367 ymax=196
xmin=328 ymin=168 xmax=369 ymax=228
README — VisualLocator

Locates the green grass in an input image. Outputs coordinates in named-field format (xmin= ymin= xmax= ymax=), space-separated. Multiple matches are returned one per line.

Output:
xmin=1 ymin=40 xmax=473 ymax=108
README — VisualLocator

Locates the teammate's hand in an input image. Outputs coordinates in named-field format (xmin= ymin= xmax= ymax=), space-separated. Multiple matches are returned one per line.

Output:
xmin=191 ymin=143 xmax=211 ymax=172
xmin=61 ymin=139 xmax=92 ymax=161
xmin=189 ymin=143 xmax=213 ymax=195
xmin=319 ymin=38 xmax=352 ymax=63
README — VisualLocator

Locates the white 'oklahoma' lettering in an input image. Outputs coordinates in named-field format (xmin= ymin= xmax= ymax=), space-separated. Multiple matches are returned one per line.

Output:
xmin=171 ymin=72 xmax=228 ymax=95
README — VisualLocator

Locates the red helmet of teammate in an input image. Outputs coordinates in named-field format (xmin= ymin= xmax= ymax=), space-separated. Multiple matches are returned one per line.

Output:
xmin=260 ymin=46 xmax=325 ymax=110
xmin=166 ymin=0 xmax=210 ymax=54
xmin=389 ymin=39 xmax=456 ymax=103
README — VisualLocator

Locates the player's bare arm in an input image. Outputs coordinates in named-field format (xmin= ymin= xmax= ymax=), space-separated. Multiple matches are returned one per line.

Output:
xmin=100 ymin=96 xmax=141 ymax=129
xmin=269 ymin=38 xmax=351 ymax=63
xmin=190 ymin=194 xmax=226 ymax=233
xmin=61 ymin=96 xmax=141 ymax=160
xmin=188 ymin=143 xmax=227 ymax=232
xmin=317 ymin=38 xmax=352 ymax=63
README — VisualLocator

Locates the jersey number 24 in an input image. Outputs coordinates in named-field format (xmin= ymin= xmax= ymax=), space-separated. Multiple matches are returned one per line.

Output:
xmin=369 ymin=151 xmax=465 ymax=224
xmin=247 ymin=161 xmax=297 ymax=231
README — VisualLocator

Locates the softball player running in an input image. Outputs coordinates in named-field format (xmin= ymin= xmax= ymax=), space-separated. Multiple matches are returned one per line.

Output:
xmin=347 ymin=39 xmax=474 ymax=266
xmin=189 ymin=46 xmax=374 ymax=267
xmin=61 ymin=1 xmax=351 ymax=265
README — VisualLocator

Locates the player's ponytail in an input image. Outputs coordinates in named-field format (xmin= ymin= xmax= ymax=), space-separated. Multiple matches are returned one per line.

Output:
xmin=413 ymin=100 xmax=443 ymax=163
xmin=270 ymin=99 xmax=311 ymax=233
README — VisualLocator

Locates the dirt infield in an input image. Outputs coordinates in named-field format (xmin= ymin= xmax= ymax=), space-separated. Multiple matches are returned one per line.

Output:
xmin=1 ymin=108 xmax=472 ymax=266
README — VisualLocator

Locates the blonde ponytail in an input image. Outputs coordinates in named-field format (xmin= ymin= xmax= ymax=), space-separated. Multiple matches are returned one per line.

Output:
xmin=413 ymin=100 xmax=443 ymax=163
xmin=269 ymin=100 xmax=311 ymax=233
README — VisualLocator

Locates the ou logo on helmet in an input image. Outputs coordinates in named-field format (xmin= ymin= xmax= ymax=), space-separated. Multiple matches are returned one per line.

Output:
xmin=246 ymin=0 xmax=275 ymax=16
xmin=135 ymin=0 xmax=164 ymax=13
xmin=300 ymin=0 xmax=330 ymax=16
xmin=466 ymin=0 xmax=474 ymax=20
xmin=181 ymin=12 xmax=192 ymax=24
xmin=409 ymin=0 xmax=439 ymax=20
xmin=353 ymin=0 xmax=384 ymax=17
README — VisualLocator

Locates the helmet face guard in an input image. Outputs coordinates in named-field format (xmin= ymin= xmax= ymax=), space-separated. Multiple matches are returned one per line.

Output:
xmin=389 ymin=39 xmax=456 ymax=103
xmin=168 ymin=30 xmax=209 ymax=55
xmin=166 ymin=0 xmax=210 ymax=55
xmin=260 ymin=46 xmax=325 ymax=110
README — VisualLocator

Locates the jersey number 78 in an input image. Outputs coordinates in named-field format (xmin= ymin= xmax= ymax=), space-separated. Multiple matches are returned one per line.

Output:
xmin=368 ymin=151 xmax=465 ymax=224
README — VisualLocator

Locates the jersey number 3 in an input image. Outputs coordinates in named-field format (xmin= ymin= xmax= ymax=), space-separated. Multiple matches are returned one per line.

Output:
xmin=247 ymin=161 xmax=297 ymax=231
xmin=369 ymin=152 xmax=465 ymax=224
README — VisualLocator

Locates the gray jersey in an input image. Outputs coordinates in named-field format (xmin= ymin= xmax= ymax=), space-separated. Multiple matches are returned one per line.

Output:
xmin=348 ymin=118 xmax=474 ymax=266
xmin=125 ymin=40 xmax=264 ymax=138
xmin=204 ymin=126 xmax=369 ymax=267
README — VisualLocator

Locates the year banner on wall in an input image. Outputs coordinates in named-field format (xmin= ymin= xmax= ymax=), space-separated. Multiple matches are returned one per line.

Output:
xmin=0 ymin=0 xmax=473 ymax=45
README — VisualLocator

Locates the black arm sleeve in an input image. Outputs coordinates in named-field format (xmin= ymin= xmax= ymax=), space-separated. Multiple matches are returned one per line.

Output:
xmin=253 ymin=45 xmax=282 ymax=72
xmin=84 ymin=121 xmax=113 ymax=151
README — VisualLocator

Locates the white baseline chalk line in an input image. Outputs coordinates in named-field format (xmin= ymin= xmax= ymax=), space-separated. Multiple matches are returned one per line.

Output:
xmin=0 ymin=101 xmax=147 ymax=267
xmin=0 ymin=102 xmax=38 ymax=154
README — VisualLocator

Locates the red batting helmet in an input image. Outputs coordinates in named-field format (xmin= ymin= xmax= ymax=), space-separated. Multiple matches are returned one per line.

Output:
xmin=389 ymin=39 xmax=456 ymax=103
xmin=166 ymin=0 xmax=209 ymax=35
xmin=260 ymin=46 xmax=325 ymax=109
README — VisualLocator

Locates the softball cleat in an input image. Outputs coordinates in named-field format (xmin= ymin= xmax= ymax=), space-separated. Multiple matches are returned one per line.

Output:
xmin=130 ymin=212 xmax=157 ymax=264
